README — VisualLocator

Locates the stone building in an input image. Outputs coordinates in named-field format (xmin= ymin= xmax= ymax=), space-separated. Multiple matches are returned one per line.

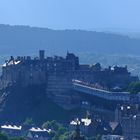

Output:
xmin=0 ymin=50 xmax=138 ymax=109
xmin=0 ymin=125 xmax=22 ymax=138
xmin=27 ymin=127 xmax=50 ymax=140
xmin=115 ymin=104 xmax=140 ymax=139
xmin=115 ymin=104 xmax=139 ymax=123
xmin=122 ymin=115 xmax=140 ymax=140
xmin=69 ymin=118 xmax=97 ymax=137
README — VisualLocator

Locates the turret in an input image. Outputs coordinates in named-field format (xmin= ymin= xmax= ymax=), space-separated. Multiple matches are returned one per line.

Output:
xmin=39 ymin=50 xmax=45 ymax=60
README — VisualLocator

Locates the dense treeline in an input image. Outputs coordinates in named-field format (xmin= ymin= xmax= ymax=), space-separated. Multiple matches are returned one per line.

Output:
xmin=0 ymin=133 xmax=25 ymax=140
xmin=0 ymin=120 xmax=102 ymax=140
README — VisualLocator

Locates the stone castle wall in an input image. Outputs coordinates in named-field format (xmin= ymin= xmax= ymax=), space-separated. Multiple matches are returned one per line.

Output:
xmin=46 ymin=71 xmax=81 ymax=109
xmin=0 ymin=51 xmax=139 ymax=109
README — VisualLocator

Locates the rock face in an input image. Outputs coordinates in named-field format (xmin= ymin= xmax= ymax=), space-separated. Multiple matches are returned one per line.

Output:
xmin=0 ymin=51 xmax=139 ymax=123
xmin=0 ymin=84 xmax=75 ymax=124
xmin=0 ymin=51 xmax=138 ymax=91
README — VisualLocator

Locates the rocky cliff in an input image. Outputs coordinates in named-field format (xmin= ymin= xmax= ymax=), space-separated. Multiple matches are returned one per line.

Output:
xmin=0 ymin=84 xmax=82 ymax=124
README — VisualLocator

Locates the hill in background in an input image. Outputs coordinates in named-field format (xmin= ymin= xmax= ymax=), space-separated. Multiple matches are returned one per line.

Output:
xmin=0 ymin=24 xmax=140 ymax=76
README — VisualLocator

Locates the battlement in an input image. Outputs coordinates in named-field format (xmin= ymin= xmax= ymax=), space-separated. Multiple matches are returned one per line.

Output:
xmin=0 ymin=50 xmax=139 ymax=109
xmin=1 ymin=50 xmax=131 ymax=73
xmin=0 ymin=51 xmax=138 ymax=92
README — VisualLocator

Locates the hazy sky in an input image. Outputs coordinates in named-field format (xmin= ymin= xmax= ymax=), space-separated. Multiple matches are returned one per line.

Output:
xmin=0 ymin=0 xmax=140 ymax=30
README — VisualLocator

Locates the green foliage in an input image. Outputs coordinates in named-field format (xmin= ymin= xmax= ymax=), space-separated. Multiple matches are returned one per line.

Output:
xmin=57 ymin=126 xmax=67 ymax=135
xmin=95 ymin=134 xmax=101 ymax=140
xmin=59 ymin=132 xmax=73 ymax=140
xmin=23 ymin=118 xmax=34 ymax=125
xmin=0 ymin=132 xmax=25 ymax=140
xmin=0 ymin=133 xmax=8 ymax=140
xmin=51 ymin=120 xmax=61 ymax=131
xmin=86 ymin=137 xmax=95 ymax=140
xmin=127 ymin=82 xmax=140 ymax=94
xmin=52 ymin=134 xmax=59 ymax=140
xmin=42 ymin=120 xmax=68 ymax=140
xmin=42 ymin=121 xmax=52 ymax=129
xmin=49 ymin=130 xmax=56 ymax=138
xmin=42 ymin=120 xmax=64 ymax=131
xmin=10 ymin=138 xmax=25 ymax=140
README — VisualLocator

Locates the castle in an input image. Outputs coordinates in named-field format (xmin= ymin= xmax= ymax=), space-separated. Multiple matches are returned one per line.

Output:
xmin=0 ymin=50 xmax=138 ymax=108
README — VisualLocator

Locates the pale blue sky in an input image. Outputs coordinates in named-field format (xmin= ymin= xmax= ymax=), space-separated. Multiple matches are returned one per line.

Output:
xmin=0 ymin=0 xmax=140 ymax=30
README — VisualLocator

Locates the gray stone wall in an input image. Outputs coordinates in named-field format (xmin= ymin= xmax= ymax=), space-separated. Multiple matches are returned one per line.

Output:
xmin=46 ymin=71 xmax=80 ymax=109
xmin=122 ymin=115 xmax=140 ymax=139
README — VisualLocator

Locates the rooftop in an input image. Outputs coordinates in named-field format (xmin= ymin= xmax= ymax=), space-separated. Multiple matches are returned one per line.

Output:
xmin=70 ymin=118 xmax=92 ymax=126
xmin=1 ymin=125 xmax=22 ymax=130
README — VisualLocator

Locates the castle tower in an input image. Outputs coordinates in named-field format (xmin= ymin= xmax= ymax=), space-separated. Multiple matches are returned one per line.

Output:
xmin=39 ymin=50 xmax=45 ymax=60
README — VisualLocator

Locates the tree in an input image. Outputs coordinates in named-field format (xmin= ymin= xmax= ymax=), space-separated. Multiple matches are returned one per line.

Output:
xmin=42 ymin=120 xmax=67 ymax=140
xmin=42 ymin=120 xmax=63 ymax=131
xmin=0 ymin=133 xmax=8 ymax=140
xmin=42 ymin=121 xmax=51 ymax=129
xmin=23 ymin=118 xmax=34 ymax=125
xmin=71 ymin=123 xmax=85 ymax=140
xmin=59 ymin=132 xmax=72 ymax=140
xmin=95 ymin=135 xmax=101 ymax=140
xmin=128 ymin=82 xmax=140 ymax=94
xmin=51 ymin=120 xmax=61 ymax=131
xmin=10 ymin=138 xmax=25 ymax=140
xmin=57 ymin=126 xmax=67 ymax=135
